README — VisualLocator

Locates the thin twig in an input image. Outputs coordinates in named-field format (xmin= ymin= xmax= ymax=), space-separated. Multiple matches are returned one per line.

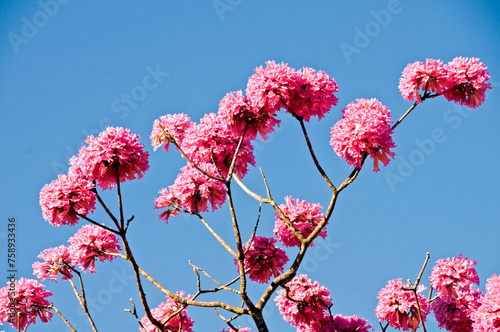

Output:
xmin=76 ymin=213 xmax=119 ymax=235
xmin=50 ymin=305 xmax=78 ymax=332
xmin=124 ymin=298 xmax=145 ymax=330
xmin=195 ymin=212 xmax=237 ymax=257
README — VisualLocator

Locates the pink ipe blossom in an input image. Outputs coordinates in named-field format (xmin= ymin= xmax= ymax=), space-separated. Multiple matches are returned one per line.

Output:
xmin=139 ymin=292 xmax=194 ymax=332
xmin=274 ymin=196 xmax=326 ymax=247
xmin=0 ymin=278 xmax=53 ymax=330
xmin=218 ymin=90 xmax=280 ymax=141
xmin=68 ymin=224 xmax=121 ymax=273
xmin=151 ymin=113 xmax=193 ymax=151
xmin=398 ymin=58 xmax=453 ymax=103
xmin=33 ymin=245 xmax=74 ymax=282
xmin=287 ymin=67 xmax=339 ymax=122
xmin=432 ymin=285 xmax=482 ymax=332
xmin=39 ymin=174 xmax=96 ymax=227
xmin=330 ymin=98 xmax=395 ymax=172
xmin=155 ymin=163 xmax=227 ymax=222
xmin=429 ymin=254 xmax=480 ymax=298
xmin=181 ymin=113 xmax=256 ymax=179
xmin=375 ymin=278 xmax=430 ymax=331
xmin=236 ymin=236 xmax=289 ymax=284
xmin=444 ymin=57 xmax=491 ymax=109
xmin=472 ymin=275 xmax=500 ymax=332
xmin=317 ymin=314 xmax=372 ymax=332
xmin=70 ymin=126 xmax=150 ymax=190
xmin=246 ymin=61 xmax=301 ymax=116
xmin=275 ymin=275 xmax=332 ymax=329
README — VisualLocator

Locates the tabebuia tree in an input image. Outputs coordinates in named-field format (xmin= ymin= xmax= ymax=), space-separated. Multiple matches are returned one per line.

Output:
xmin=1 ymin=57 xmax=497 ymax=332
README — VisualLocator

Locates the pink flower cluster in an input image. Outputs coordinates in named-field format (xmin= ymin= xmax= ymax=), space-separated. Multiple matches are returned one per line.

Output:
xmin=274 ymin=196 xmax=327 ymax=247
xmin=150 ymin=113 xmax=193 ymax=151
xmin=236 ymin=236 xmax=289 ymax=284
xmin=399 ymin=57 xmax=491 ymax=109
xmin=375 ymin=278 xmax=430 ymax=331
xmin=221 ymin=327 xmax=250 ymax=332
xmin=430 ymin=254 xmax=480 ymax=297
xmin=155 ymin=164 xmax=227 ymax=222
xmin=472 ymin=275 xmax=500 ymax=331
xmin=33 ymin=245 xmax=74 ymax=282
xmin=0 ymin=278 xmax=53 ymax=330
xmin=318 ymin=314 xmax=372 ymax=332
xmin=139 ymin=292 xmax=194 ymax=332
xmin=330 ymin=98 xmax=396 ymax=172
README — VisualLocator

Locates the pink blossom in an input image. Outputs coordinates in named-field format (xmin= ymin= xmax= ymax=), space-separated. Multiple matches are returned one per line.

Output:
xmin=70 ymin=127 xmax=150 ymax=190
xmin=330 ymin=98 xmax=396 ymax=172
xmin=274 ymin=196 xmax=326 ymax=247
xmin=430 ymin=254 xmax=480 ymax=297
xmin=33 ymin=245 xmax=74 ymax=282
xmin=139 ymin=292 xmax=194 ymax=332
xmin=375 ymin=278 xmax=430 ymax=331
xmin=444 ymin=57 xmax=491 ymax=109
xmin=155 ymin=163 xmax=227 ymax=222
xmin=181 ymin=113 xmax=255 ymax=179
xmin=218 ymin=90 xmax=280 ymax=141
xmin=68 ymin=224 xmax=121 ymax=273
xmin=221 ymin=328 xmax=250 ymax=332
xmin=0 ymin=278 xmax=53 ymax=330
xmin=432 ymin=284 xmax=482 ymax=332
xmin=310 ymin=313 xmax=372 ymax=332
xmin=287 ymin=67 xmax=339 ymax=122
xmin=471 ymin=274 xmax=500 ymax=332
xmin=398 ymin=58 xmax=453 ymax=103
xmin=39 ymin=173 xmax=96 ymax=227
xmin=246 ymin=61 xmax=301 ymax=116
xmin=151 ymin=113 xmax=193 ymax=151
xmin=236 ymin=236 xmax=289 ymax=284
xmin=275 ymin=275 xmax=332 ymax=329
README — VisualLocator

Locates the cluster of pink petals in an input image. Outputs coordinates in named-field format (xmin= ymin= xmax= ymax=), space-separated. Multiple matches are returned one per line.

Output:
xmin=0 ymin=278 xmax=53 ymax=330
xmin=68 ymin=224 xmax=121 ymax=273
xmin=399 ymin=58 xmax=453 ymax=103
xmin=444 ymin=57 xmax=492 ymax=109
xmin=432 ymin=285 xmax=482 ymax=332
xmin=275 ymin=274 xmax=332 ymax=329
xmin=218 ymin=90 xmax=280 ymax=141
xmin=274 ymin=196 xmax=326 ymax=247
xmin=375 ymin=278 xmax=429 ymax=331
xmin=237 ymin=236 xmax=289 ymax=284
xmin=39 ymin=174 xmax=96 ymax=227
xmin=181 ymin=113 xmax=256 ymax=179
xmin=139 ymin=292 xmax=194 ymax=332
xmin=330 ymin=98 xmax=396 ymax=172
xmin=311 ymin=313 xmax=372 ymax=332
xmin=70 ymin=127 xmax=150 ymax=190
xmin=286 ymin=67 xmax=339 ymax=122
xmin=32 ymin=245 xmax=74 ymax=282
xmin=430 ymin=254 xmax=480 ymax=297
xmin=472 ymin=275 xmax=500 ymax=331
xmin=151 ymin=113 xmax=193 ymax=151
xmin=221 ymin=327 xmax=250 ymax=332
xmin=155 ymin=163 xmax=227 ymax=222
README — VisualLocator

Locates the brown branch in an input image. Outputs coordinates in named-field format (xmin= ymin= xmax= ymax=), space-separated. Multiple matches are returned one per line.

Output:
xmin=49 ymin=305 xmax=78 ymax=332
xmin=194 ymin=212 xmax=237 ymax=258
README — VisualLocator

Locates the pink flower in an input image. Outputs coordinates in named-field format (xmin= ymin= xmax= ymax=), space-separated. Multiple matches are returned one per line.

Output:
xmin=33 ymin=245 xmax=74 ymax=282
xmin=0 ymin=278 xmax=53 ymax=330
xmin=70 ymin=127 xmax=150 ymax=190
xmin=330 ymin=98 xmax=395 ymax=172
xmin=155 ymin=163 xmax=227 ymax=222
xmin=313 ymin=314 xmax=372 ymax=332
xmin=472 ymin=275 xmax=500 ymax=332
xmin=139 ymin=292 xmax=194 ymax=332
xmin=430 ymin=254 xmax=480 ymax=298
xmin=181 ymin=113 xmax=255 ymax=179
xmin=68 ymin=224 xmax=121 ymax=273
xmin=246 ymin=61 xmax=301 ymax=116
xmin=444 ymin=57 xmax=492 ymax=109
xmin=221 ymin=328 xmax=250 ymax=332
xmin=275 ymin=275 xmax=332 ymax=329
xmin=274 ymin=196 xmax=326 ymax=247
xmin=236 ymin=236 xmax=289 ymax=284
xmin=39 ymin=174 xmax=96 ymax=226
xmin=432 ymin=285 xmax=482 ymax=332
xmin=151 ymin=113 xmax=193 ymax=151
xmin=375 ymin=278 xmax=429 ymax=331
xmin=287 ymin=67 xmax=339 ymax=122
xmin=398 ymin=59 xmax=453 ymax=103
xmin=218 ymin=90 xmax=280 ymax=141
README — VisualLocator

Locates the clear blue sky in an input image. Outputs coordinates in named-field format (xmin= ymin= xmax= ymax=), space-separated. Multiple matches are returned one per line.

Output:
xmin=1 ymin=1 xmax=499 ymax=331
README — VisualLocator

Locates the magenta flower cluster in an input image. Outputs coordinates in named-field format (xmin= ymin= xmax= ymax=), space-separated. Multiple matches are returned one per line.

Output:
xmin=139 ymin=292 xmax=195 ymax=332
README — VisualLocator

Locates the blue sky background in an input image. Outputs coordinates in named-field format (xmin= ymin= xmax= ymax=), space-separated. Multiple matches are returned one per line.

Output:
xmin=1 ymin=1 xmax=499 ymax=331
